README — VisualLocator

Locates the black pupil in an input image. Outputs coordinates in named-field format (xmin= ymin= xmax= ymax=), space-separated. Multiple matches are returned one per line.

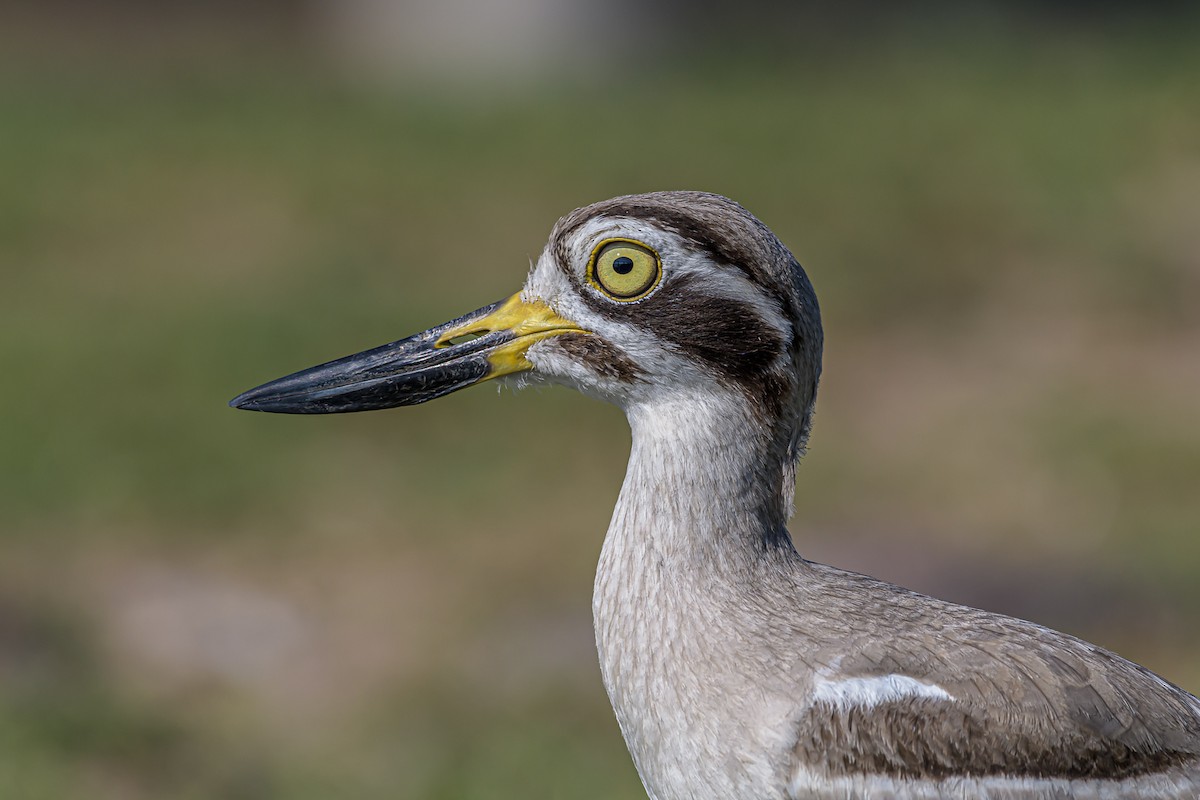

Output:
xmin=612 ymin=256 xmax=635 ymax=275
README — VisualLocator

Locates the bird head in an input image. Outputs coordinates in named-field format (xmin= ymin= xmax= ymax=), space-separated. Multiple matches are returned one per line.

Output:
xmin=231 ymin=191 xmax=822 ymax=473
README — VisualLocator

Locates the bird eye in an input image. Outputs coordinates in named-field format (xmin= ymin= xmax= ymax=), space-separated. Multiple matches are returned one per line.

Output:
xmin=588 ymin=239 xmax=661 ymax=301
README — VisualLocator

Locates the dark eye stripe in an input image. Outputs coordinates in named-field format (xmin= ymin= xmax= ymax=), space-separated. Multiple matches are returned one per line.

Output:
xmin=572 ymin=272 xmax=788 ymax=407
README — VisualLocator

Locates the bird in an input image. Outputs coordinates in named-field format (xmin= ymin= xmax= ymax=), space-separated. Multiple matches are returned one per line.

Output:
xmin=231 ymin=191 xmax=1200 ymax=799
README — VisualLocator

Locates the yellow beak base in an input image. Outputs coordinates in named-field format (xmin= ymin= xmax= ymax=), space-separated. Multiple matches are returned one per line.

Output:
xmin=436 ymin=292 xmax=588 ymax=381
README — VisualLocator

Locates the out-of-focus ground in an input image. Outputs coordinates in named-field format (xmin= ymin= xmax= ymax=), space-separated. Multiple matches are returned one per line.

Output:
xmin=0 ymin=3 xmax=1198 ymax=798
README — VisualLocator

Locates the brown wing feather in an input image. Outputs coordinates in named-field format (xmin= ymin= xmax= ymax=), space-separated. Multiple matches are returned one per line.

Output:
xmin=789 ymin=565 xmax=1200 ymax=783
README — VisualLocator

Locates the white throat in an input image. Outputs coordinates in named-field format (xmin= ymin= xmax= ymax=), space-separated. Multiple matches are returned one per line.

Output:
xmin=614 ymin=390 xmax=790 ymax=563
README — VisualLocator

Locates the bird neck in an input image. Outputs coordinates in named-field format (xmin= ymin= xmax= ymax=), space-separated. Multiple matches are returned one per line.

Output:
xmin=610 ymin=391 xmax=795 ymax=570
xmin=593 ymin=391 xmax=801 ymax=797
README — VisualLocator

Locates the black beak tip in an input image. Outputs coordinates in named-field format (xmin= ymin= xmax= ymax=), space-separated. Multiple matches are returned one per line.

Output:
xmin=229 ymin=368 xmax=330 ymax=413
xmin=230 ymin=382 xmax=291 ymax=412
xmin=229 ymin=389 xmax=263 ymax=411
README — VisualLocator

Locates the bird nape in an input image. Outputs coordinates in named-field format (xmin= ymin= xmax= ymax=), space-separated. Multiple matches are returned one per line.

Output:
xmin=231 ymin=191 xmax=1200 ymax=800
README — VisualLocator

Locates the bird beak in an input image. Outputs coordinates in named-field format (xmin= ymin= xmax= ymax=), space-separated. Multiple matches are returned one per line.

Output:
xmin=229 ymin=293 xmax=587 ymax=414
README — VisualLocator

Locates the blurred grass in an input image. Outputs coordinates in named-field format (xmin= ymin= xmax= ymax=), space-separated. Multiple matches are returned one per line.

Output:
xmin=1 ymin=20 xmax=1199 ymax=799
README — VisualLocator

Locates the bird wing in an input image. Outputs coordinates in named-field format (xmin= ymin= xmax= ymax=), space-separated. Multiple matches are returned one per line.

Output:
xmin=785 ymin=565 xmax=1200 ymax=793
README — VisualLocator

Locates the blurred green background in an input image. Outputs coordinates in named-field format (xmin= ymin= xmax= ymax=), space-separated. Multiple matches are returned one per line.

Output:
xmin=1 ymin=2 xmax=1198 ymax=797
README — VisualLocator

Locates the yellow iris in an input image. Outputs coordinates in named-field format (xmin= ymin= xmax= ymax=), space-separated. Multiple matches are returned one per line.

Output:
xmin=589 ymin=239 xmax=662 ymax=301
